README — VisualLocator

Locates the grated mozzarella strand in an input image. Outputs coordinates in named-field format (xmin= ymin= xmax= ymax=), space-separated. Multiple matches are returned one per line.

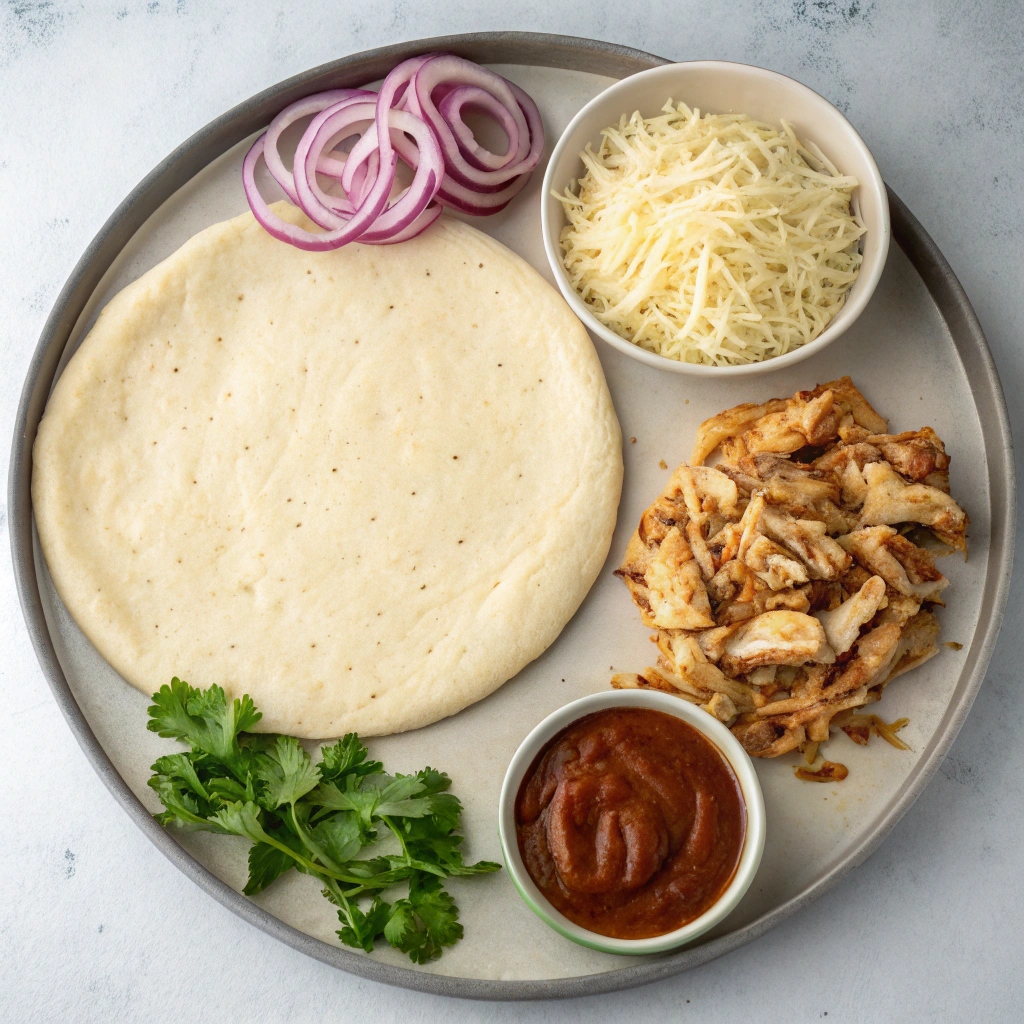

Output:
xmin=557 ymin=101 xmax=865 ymax=366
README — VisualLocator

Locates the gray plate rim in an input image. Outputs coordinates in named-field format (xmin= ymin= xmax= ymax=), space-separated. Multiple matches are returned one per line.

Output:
xmin=8 ymin=30 xmax=1016 ymax=1002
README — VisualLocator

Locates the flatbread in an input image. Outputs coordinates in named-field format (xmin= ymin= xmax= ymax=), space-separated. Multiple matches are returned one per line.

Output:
xmin=32 ymin=207 xmax=622 ymax=738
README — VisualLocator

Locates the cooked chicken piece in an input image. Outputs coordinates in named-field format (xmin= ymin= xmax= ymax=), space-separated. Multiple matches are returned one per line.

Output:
xmin=877 ymin=592 xmax=923 ymax=628
xmin=746 ymin=453 xmax=841 ymax=504
xmin=839 ymin=526 xmax=948 ymax=602
xmin=716 ymin=464 xmax=763 ymax=498
xmin=883 ymin=610 xmax=940 ymax=685
xmin=829 ymin=622 xmax=904 ymax=696
xmin=814 ymin=575 xmax=887 ymax=655
xmin=858 ymin=462 xmax=968 ymax=551
xmin=707 ymin=558 xmax=759 ymax=608
xmin=692 ymin=625 xmax=738 ymax=663
xmin=763 ymin=685 xmax=871 ymax=745
xmin=611 ymin=670 xmax=670 ymax=694
xmin=836 ymin=416 xmax=872 ymax=445
xmin=760 ymin=587 xmax=812 ymax=614
xmin=735 ymin=492 xmax=766 ymax=560
xmin=615 ymin=531 xmax=658 ymax=624
xmin=644 ymin=527 xmax=716 ymax=630
xmin=744 ymin=533 xmax=810 ymax=591
xmin=886 ymin=533 xmax=948 ymax=595
xmin=746 ymin=665 xmax=778 ymax=687
xmin=691 ymin=398 xmax=790 ymax=465
xmin=804 ymin=377 xmax=888 ymax=434
xmin=707 ymin=521 xmax=744 ymax=564
xmin=806 ymin=578 xmax=844 ymax=612
xmin=803 ymin=687 xmax=872 ymax=743
xmin=720 ymin=610 xmax=835 ymax=676
xmin=693 ymin=378 xmax=885 ymax=468
xmin=686 ymin=520 xmax=716 ymax=580
xmin=611 ymin=669 xmax=715 ymax=707
xmin=739 ymin=454 xmax=853 ymax=532
xmin=611 ymin=655 xmax=757 ymax=718
xmin=750 ymin=664 xmax=833 ymax=717
xmin=657 ymin=635 xmax=762 ymax=709
xmin=720 ymin=390 xmax=843 ymax=464
xmin=815 ymin=440 xmax=883 ymax=471
xmin=759 ymin=506 xmax=851 ymax=579
xmin=732 ymin=718 xmax=806 ymax=758
xmin=705 ymin=692 xmax=739 ymax=722
xmin=636 ymin=494 xmax=686 ymax=547
xmin=866 ymin=428 xmax=950 ymax=491
xmin=839 ymin=564 xmax=875 ymax=599
xmin=839 ymin=461 xmax=868 ymax=507
xmin=704 ymin=557 xmax=812 ymax=622
xmin=671 ymin=465 xmax=740 ymax=522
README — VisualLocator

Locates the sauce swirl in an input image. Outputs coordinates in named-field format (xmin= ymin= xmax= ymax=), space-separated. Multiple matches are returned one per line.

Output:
xmin=515 ymin=707 xmax=745 ymax=939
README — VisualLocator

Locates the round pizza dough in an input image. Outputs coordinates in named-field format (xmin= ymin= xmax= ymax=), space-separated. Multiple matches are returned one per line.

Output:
xmin=33 ymin=207 xmax=622 ymax=738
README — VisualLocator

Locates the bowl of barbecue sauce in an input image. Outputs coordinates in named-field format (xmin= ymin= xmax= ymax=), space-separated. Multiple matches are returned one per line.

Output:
xmin=498 ymin=689 xmax=765 ymax=954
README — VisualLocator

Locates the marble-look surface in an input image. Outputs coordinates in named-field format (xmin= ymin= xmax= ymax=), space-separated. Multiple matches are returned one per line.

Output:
xmin=1 ymin=2 xmax=1021 ymax=1021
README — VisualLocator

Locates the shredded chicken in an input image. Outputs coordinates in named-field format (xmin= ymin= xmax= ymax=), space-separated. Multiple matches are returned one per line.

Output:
xmin=615 ymin=376 xmax=968 ymax=776
xmin=814 ymin=575 xmax=887 ymax=654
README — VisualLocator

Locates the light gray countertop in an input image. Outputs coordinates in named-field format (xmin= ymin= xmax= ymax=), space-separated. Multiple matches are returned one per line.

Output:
xmin=1 ymin=2 xmax=1021 ymax=1021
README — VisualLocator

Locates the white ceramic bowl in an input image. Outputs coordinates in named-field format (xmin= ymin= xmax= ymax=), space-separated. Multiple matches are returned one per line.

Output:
xmin=497 ymin=689 xmax=766 ymax=955
xmin=542 ymin=60 xmax=890 ymax=376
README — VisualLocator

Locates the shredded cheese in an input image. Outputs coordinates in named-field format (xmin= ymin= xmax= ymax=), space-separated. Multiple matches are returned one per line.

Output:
xmin=557 ymin=101 xmax=865 ymax=366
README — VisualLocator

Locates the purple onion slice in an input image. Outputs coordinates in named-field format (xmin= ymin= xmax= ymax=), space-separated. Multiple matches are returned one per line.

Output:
xmin=242 ymin=53 xmax=544 ymax=249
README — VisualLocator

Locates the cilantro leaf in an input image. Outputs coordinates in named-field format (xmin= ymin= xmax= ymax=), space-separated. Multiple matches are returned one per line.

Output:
xmin=148 ymin=753 xmax=238 ymax=831
xmin=413 ymin=767 xmax=453 ymax=795
xmin=149 ymin=777 xmax=228 ymax=832
xmin=209 ymin=800 xmax=275 ymax=845
xmin=383 ymin=875 xmax=463 ymax=963
xmin=313 ymin=773 xmax=433 ymax=823
xmin=147 ymin=678 xmax=260 ymax=775
xmin=311 ymin=812 xmax=365 ymax=865
xmin=150 ymin=752 xmax=210 ymax=802
xmin=374 ymin=774 xmax=433 ymax=819
xmin=336 ymin=895 xmax=392 ymax=953
xmin=311 ymin=779 xmax=381 ymax=831
xmin=317 ymin=734 xmax=383 ymax=782
xmin=423 ymin=792 xmax=463 ymax=834
xmin=405 ymin=827 xmax=502 ymax=877
xmin=244 ymin=839 xmax=297 ymax=895
xmin=382 ymin=899 xmax=419 ymax=950
xmin=204 ymin=775 xmax=250 ymax=804
xmin=256 ymin=736 xmax=321 ymax=810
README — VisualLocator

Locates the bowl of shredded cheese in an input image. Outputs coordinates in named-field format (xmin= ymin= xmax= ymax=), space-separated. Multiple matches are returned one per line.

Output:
xmin=542 ymin=61 xmax=889 ymax=373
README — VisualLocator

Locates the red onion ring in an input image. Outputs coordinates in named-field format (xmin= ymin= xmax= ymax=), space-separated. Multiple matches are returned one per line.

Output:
xmin=436 ymin=85 xmax=523 ymax=170
xmin=328 ymin=112 xmax=443 ymax=242
xmin=337 ymin=56 xmax=444 ymax=240
xmin=358 ymin=203 xmax=442 ymax=245
xmin=242 ymin=53 xmax=544 ymax=249
xmin=435 ymin=171 xmax=531 ymax=215
xmin=262 ymin=89 xmax=375 ymax=202
xmin=294 ymin=101 xmax=381 ymax=227
xmin=407 ymin=55 xmax=543 ymax=189
xmin=243 ymin=136 xmax=382 ymax=252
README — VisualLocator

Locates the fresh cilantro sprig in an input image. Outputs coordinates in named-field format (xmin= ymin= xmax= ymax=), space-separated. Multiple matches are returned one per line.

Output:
xmin=146 ymin=678 xmax=500 ymax=963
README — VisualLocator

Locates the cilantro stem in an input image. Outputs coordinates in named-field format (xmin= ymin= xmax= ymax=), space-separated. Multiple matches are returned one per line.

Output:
xmin=322 ymin=877 xmax=354 ymax=925
xmin=256 ymin=830 xmax=376 ymax=888
xmin=381 ymin=815 xmax=411 ymax=861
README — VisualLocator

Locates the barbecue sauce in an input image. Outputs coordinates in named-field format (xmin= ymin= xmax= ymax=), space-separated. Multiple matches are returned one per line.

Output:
xmin=515 ymin=707 xmax=745 ymax=939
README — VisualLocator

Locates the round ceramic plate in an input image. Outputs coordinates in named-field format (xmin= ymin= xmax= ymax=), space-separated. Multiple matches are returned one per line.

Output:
xmin=9 ymin=32 xmax=1015 ymax=1000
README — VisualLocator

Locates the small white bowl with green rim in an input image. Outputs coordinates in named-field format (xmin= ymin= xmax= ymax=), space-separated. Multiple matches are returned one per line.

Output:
xmin=497 ymin=688 xmax=766 ymax=955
